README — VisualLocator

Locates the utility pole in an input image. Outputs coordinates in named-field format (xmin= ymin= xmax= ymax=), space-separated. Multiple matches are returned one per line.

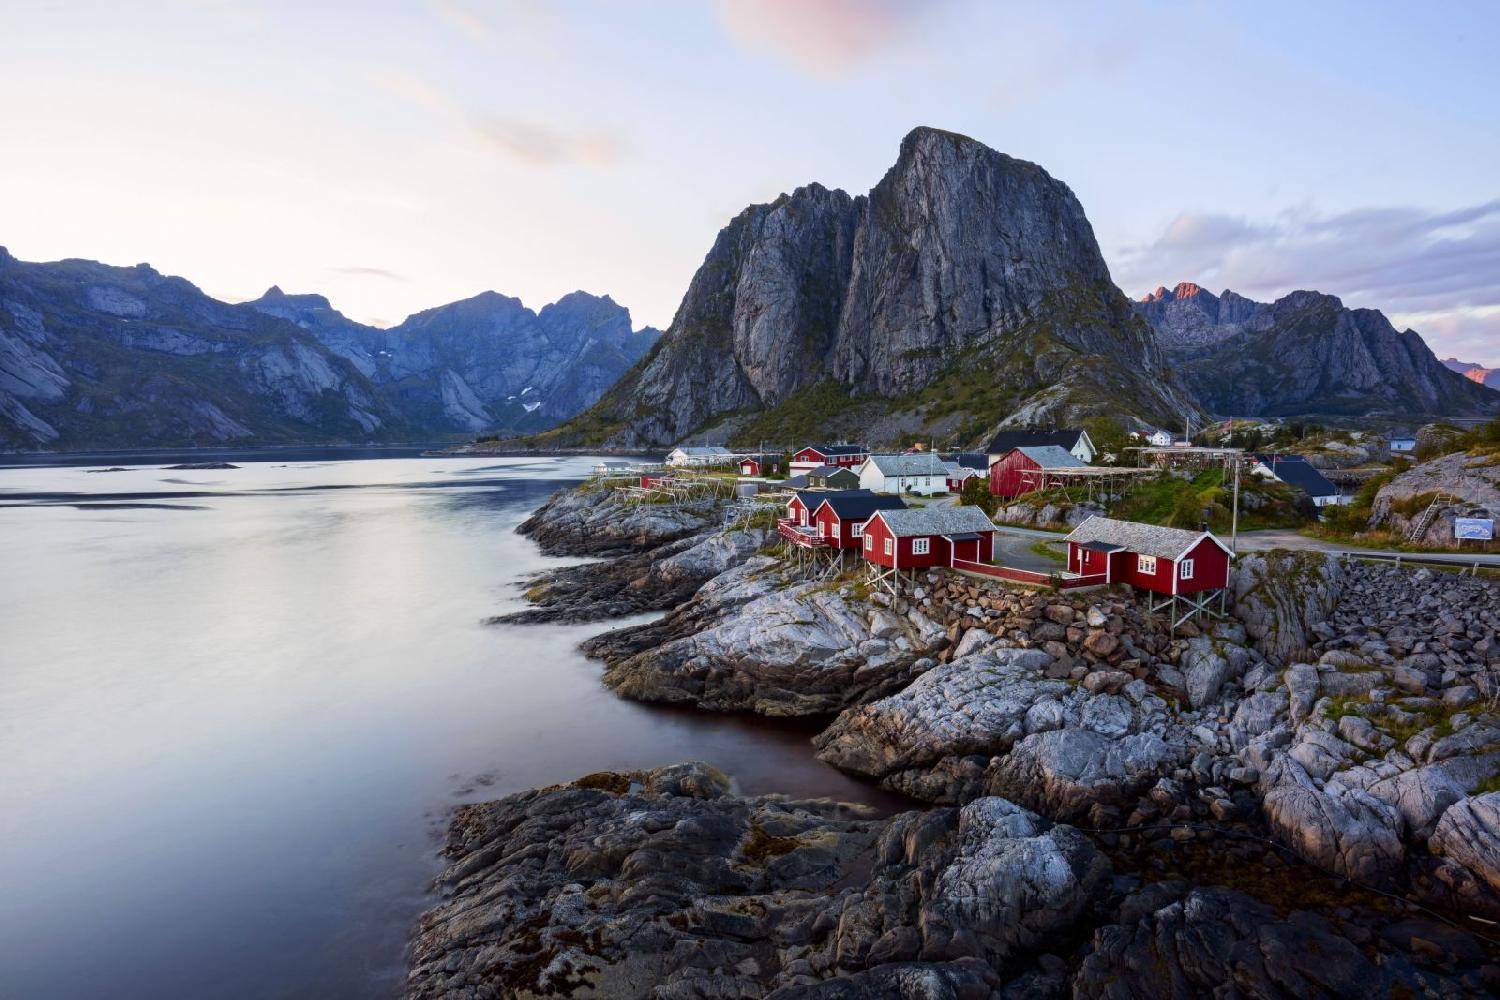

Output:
xmin=1230 ymin=453 xmax=1241 ymax=554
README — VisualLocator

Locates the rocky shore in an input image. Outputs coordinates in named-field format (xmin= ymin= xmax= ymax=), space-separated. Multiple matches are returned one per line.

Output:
xmin=414 ymin=483 xmax=1500 ymax=996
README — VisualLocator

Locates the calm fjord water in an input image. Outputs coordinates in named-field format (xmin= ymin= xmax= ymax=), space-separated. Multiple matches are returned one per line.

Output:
xmin=0 ymin=452 xmax=898 ymax=999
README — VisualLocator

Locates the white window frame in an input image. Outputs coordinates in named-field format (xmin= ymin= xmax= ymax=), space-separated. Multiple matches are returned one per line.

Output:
xmin=864 ymin=533 xmax=872 ymax=550
xmin=1137 ymin=554 xmax=1157 ymax=575
xmin=1179 ymin=558 xmax=1194 ymax=580
xmin=818 ymin=520 xmax=828 ymax=538
xmin=913 ymin=537 xmax=930 ymax=555
xmin=884 ymin=537 xmax=893 ymax=555
xmin=851 ymin=522 xmax=864 ymax=537
xmin=799 ymin=507 xmax=808 ymax=526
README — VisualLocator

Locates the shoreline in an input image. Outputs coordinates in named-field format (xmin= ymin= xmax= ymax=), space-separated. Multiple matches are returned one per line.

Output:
xmin=405 ymin=480 xmax=1500 ymax=997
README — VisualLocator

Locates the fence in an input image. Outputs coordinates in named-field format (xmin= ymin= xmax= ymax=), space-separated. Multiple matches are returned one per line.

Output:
xmin=949 ymin=559 xmax=1107 ymax=590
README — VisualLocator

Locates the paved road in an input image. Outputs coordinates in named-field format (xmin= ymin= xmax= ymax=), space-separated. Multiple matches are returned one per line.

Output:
xmin=992 ymin=524 xmax=1500 ymax=569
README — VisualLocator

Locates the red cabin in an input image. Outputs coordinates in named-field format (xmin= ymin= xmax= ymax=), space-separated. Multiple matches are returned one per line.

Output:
xmin=1062 ymin=516 xmax=1232 ymax=595
xmin=640 ymin=473 xmax=671 ymax=489
xmin=861 ymin=507 xmax=997 ymax=569
xmin=809 ymin=492 xmax=907 ymax=549
xmin=988 ymin=445 xmax=1087 ymax=498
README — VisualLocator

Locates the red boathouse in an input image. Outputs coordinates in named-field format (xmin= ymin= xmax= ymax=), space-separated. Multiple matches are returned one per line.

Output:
xmin=861 ymin=506 xmax=997 ymax=570
xmin=808 ymin=492 xmax=907 ymax=549
xmin=989 ymin=445 xmax=1087 ymax=498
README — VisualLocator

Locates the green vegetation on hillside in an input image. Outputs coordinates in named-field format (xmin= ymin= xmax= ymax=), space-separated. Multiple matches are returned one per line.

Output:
xmin=727 ymin=380 xmax=859 ymax=448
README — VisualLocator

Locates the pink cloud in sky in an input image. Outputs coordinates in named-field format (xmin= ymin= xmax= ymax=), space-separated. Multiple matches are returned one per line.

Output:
xmin=715 ymin=0 xmax=944 ymax=75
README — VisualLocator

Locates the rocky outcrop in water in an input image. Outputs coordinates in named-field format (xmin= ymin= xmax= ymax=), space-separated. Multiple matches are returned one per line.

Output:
xmin=590 ymin=558 xmax=950 ymax=716
xmin=515 ymin=484 xmax=716 ymax=558
xmin=549 ymin=127 xmax=1198 ymax=448
xmin=1136 ymin=282 xmax=1499 ymax=419
xmin=405 ymin=762 xmax=1110 ymax=999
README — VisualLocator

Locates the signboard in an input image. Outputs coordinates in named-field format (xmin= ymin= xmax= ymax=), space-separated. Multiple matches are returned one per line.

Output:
xmin=1455 ymin=518 xmax=1494 ymax=541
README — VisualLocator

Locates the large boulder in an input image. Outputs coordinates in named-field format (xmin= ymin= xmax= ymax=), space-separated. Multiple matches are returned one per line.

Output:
xmin=1229 ymin=550 xmax=1342 ymax=664
xmin=1260 ymin=745 xmax=1405 ymax=885
xmin=1430 ymin=793 xmax=1500 ymax=896
xmin=517 ymin=484 xmax=716 ymax=556
xmin=600 ymin=569 xmax=949 ymax=716
xmin=1368 ymin=450 xmax=1500 ymax=547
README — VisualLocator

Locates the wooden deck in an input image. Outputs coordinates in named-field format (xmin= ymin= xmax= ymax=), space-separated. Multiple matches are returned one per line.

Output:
xmin=950 ymin=558 xmax=1107 ymax=589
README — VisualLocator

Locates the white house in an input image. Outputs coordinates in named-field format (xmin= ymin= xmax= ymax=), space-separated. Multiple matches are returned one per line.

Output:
xmin=666 ymin=446 xmax=734 ymax=468
xmin=858 ymin=453 xmax=948 ymax=495
xmin=1250 ymin=453 xmax=1347 ymax=507
xmin=1146 ymin=429 xmax=1173 ymax=447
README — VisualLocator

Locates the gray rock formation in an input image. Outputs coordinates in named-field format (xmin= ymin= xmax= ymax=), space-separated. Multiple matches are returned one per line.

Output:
xmin=1368 ymin=450 xmax=1500 ymax=546
xmin=1229 ymin=549 xmax=1343 ymax=664
xmin=1136 ymin=282 xmax=1499 ymax=419
xmin=553 ymin=127 xmax=1198 ymax=447
xmin=405 ymin=763 xmax=1107 ymax=999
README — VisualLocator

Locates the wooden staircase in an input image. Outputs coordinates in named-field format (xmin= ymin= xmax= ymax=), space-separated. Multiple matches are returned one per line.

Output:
xmin=1407 ymin=491 xmax=1455 ymax=542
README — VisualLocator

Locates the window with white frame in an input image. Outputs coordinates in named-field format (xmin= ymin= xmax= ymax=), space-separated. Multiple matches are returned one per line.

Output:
xmin=864 ymin=533 xmax=872 ymax=550
xmin=852 ymin=522 xmax=864 ymax=537
xmin=799 ymin=507 xmax=808 ymax=525
xmin=1180 ymin=558 xmax=1194 ymax=580
xmin=818 ymin=520 xmax=828 ymax=537
xmin=913 ymin=537 xmax=930 ymax=555
xmin=1137 ymin=554 xmax=1157 ymax=574
xmin=884 ymin=537 xmax=893 ymax=555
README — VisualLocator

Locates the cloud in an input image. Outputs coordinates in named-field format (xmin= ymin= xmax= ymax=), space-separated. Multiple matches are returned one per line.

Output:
xmin=1114 ymin=199 xmax=1500 ymax=363
xmin=427 ymin=0 xmax=497 ymax=45
xmin=715 ymin=0 xmax=946 ymax=75
xmin=473 ymin=116 xmax=626 ymax=167
xmin=333 ymin=266 xmax=406 ymax=282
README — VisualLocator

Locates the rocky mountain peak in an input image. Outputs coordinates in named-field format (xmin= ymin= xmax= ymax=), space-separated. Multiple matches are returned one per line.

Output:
xmin=547 ymin=128 xmax=1197 ymax=447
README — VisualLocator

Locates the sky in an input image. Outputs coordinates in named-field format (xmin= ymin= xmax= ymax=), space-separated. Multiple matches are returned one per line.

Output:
xmin=1 ymin=0 xmax=1496 ymax=365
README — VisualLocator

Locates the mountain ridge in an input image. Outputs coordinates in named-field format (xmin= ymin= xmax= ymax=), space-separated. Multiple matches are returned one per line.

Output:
xmin=1134 ymin=282 xmax=1498 ymax=420
xmin=0 ymin=248 xmax=656 ymax=450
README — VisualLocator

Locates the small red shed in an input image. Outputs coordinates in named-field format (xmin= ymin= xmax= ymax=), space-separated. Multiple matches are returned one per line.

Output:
xmin=738 ymin=454 xmax=780 ymax=477
xmin=1062 ymin=516 xmax=1232 ymax=595
xmin=861 ymin=506 xmax=997 ymax=570
xmin=989 ymin=445 xmax=1087 ymax=498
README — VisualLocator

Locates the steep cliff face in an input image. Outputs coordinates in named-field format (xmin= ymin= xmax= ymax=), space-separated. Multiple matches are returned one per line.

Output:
xmin=558 ymin=127 xmax=1197 ymax=448
xmin=1135 ymin=283 xmax=1500 ymax=419
xmin=0 ymin=250 xmax=395 ymax=450
xmin=252 ymin=287 xmax=657 ymax=434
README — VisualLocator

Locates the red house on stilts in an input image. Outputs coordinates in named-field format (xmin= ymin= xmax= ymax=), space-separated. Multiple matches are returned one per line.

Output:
xmin=1063 ymin=515 xmax=1234 ymax=629
xmin=988 ymin=446 xmax=1087 ymax=498
xmin=860 ymin=506 xmax=997 ymax=591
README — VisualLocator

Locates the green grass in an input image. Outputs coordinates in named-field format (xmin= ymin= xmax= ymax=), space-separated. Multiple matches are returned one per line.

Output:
xmin=1029 ymin=540 xmax=1066 ymax=563
xmin=1111 ymin=469 xmax=1309 ymax=532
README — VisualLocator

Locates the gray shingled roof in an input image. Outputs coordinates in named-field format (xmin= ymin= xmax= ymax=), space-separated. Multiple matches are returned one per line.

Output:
xmin=873 ymin=505 xmax=997 ymax=538
xmin=864 ymin=453 xmax=948 ymax=477
xmin=1064 ymin=515 xmax=1226 ymax=560
xmin=1014 ymin=446 xmax=1086 ymax=468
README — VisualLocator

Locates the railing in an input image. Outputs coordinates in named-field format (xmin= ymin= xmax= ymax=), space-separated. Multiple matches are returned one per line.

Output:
xmin=949 ymin=559 xmax=1107 ymax=589
xmin=777 ymin=519 xmax=832 ymax=548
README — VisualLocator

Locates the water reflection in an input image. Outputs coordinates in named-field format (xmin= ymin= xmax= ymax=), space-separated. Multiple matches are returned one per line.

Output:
xmin=0 ymin=452 xmax=902 ymax=999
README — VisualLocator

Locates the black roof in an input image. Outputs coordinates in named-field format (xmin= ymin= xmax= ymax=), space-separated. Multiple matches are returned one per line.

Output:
xmin=984 ymin=429 xmax=1083 ymax=454
xmin=803 ymin=443 xmax=867 ymax=457
xmin=810 ymin=491 xmax=908 ymax=520
xmin=942 ymin=452 xmax=990 ymax=471
xmin=791 ymin=487 xmax=871 ymax=508
xmin=1082 ymin=540 xmax=1125 ymax=553
xmin=1253 ymin=454 xmax=1337 ymax=498
xmin=809 ymin=465 xmax=859 ymax=479
xmin=739 ymin=453 xmax=780 ymax=464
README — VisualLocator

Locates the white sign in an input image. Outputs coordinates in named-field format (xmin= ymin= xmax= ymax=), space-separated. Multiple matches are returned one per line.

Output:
xmin=1455 ymin=517 xmax=1494 ymax=541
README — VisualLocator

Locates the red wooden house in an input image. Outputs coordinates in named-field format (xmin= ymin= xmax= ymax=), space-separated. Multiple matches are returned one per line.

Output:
xmin=861 ymin=506 xmax=997 ymax=570
xmin=790 ymin=443 xmax=868 ymax=475
xmin=808 ymin=493 xmax=906 ymax=549
xmin=785 ymin=488 xmax=875 ymax=527
xmin=1062 ymin=516 xmax=1232 ymax=596
xmin=989 ymin=446 xmax=1087 ymax=498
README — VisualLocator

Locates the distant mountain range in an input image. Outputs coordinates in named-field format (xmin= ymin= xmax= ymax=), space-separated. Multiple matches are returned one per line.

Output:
xmin=0 ymin=247 xmax=656 ymax=450
xmin=538 ymin=127 xmax=1200 ymax=449
xmin=1135 ymin=282 xmax=1498 ymax=420
xmin=1443 ymin=357 xmax=1500 ymax=390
